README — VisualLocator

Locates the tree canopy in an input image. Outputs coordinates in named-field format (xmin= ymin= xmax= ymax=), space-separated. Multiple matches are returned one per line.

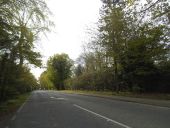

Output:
xmin=39 ymin=53 xmax=73 ymax=90
xmin=64 ymin=0 xmax=170 ymax=93
xmin=0 ymin=0 xmax=52 ymax=102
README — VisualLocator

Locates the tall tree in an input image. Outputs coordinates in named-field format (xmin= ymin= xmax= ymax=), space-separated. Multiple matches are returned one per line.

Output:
xmin=0 ymin=0 xmax=53 ymax=101
xmin=65 ymin=0 xmax=170 ymax=93
xmin=47 ymin=54 xmax=73 ymax=90
xmin=0 ymin=0 xmax=52 ymax=67
xmin=10 ymin=0 xmax=52 ymax=66
xmin=98 ymin=0 xmax=132 ymax=91
xmin=39 ymin=71 xmax=54 ymax=90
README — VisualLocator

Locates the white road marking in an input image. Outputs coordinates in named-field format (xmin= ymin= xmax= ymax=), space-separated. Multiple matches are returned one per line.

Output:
xmin=11 ymin=94 xmax=31 ymax=122
xmin=17 ymin=93 xmax=31 ymax=113
xmin=11 ymin=115 xmax=16 ymax=121
xmin=50 ymin=97 xmax=67 ymax=100
xmin=17 ymin=102 xmax=26 ymax=113
xmin=56 ymin=98 xmax=66 ymax=100
xmin=73 ymin=104 xmax=132 ymax=128
xmin=135 ymin=103 xmax=170 ymax=110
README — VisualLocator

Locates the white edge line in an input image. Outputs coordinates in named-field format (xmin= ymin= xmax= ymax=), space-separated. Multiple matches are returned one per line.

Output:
xmin=73 ymin=104 xmax=132 ymax=128
xmin=11 ymin=115 xmax=16 ymax=121
xmin=17 ymin=94 xmax=31 ymax=113
xmin=17 ymin=101 xmax=26 ymax=113
xmin=135 ymin=103 xmax=170 ymax=110
xmin=50 ymin=97 xmax=67 ymax=100
xmin=12 ymin=93 xmax=31 ymax=121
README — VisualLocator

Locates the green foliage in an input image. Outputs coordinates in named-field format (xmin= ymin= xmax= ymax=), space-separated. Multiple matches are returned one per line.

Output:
xmin=0 ymin=58 xmax=38 ymax=101
xmin=0 ymin=0 xmax=52 ymax=102
xmin=74 ymin=64 xmax=84 ymax=77
xmin=120 ymin=24 xmax=169 ymax=92
xmin=65 ymin=0 xmax=170 ymax=93
xmin=40 ymin=53 xmax=73 ymax=90
xmin=0 ymin=93 xmax=30 ymax=116
xmin=39 ymin=71 xmax=54 ymax=90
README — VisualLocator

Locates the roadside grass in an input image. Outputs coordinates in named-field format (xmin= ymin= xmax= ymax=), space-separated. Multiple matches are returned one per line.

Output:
xmin=61 ymin=90 xmax=170 ymax=100
xmin=0 ymin=93 xmax=30 ymax=120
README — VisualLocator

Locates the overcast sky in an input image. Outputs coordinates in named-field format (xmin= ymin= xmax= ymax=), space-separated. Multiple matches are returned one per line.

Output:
xmin=31 ymin=0 xmax=102 ymax=78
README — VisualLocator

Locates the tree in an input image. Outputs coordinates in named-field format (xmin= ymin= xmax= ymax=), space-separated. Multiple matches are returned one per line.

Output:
xmin=64 ymin=0 xmax=170 ymax=93
xmin=39 ymin=71 xmax=54 ymax=90
xmin=0 ymin=0 xmax=53 ymax=101
xmin=47 ymin=53 xmax=73 ymax=90
xmin=74 ymin=64 xmax=84 ymax=77
xmin=8 ymin=0 xmax=52 ymax=66
xmin=98 ymin=0 xmax=132 ymax=91
xmin=120 ymin=24 xmax=169 ymax=92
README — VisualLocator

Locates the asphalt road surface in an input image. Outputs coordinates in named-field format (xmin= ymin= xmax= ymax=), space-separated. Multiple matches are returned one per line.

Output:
xmin=8 ymin=90 xmax=170 ymax=128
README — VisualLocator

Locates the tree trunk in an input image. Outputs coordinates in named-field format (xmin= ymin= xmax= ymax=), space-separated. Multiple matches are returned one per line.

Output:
xmin=0 ymin=53 xmax=8 ymax=102
xmin=18 ymin=28 xmax=24 ymax=67
xmin=114 ymin=57 xmax=119 ymax=93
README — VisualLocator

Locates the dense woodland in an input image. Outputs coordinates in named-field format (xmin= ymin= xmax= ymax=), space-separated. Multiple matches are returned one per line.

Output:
xmin=0 ymin=0 xmax=170 ymax=104
xmin=0 ymin=0 xmax=52 ymax=102
xmin=40 ymin=0 xmax=170 ymax=93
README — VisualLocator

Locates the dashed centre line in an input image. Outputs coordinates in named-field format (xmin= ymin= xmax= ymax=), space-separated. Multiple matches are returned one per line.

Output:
xmin=50 ymin=97 xmax=67 ymax=100
xmin=73 ymin=104 xmax=132 ymax=128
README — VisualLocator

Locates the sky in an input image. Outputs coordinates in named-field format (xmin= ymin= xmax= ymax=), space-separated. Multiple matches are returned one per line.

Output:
xmin=31 ymin=0 xmax=102 ymax=79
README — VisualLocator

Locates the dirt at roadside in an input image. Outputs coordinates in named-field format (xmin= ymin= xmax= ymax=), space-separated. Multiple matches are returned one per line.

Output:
xmin=0 ymin=107 xmax=18 ymax=128
xmin=0 ymin=114 xmax=13 ymax=128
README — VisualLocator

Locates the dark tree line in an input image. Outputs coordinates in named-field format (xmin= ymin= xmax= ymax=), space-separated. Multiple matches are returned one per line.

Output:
xmin=0 ymin=0 xmax=52 ymax=102
xmin=39 ymin=0 xmax=170 ymax=93
xmin=64 ymin=0 xmax=170 ymax=93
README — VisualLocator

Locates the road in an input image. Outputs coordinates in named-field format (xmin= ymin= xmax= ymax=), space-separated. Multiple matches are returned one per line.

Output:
xmin=8 ymin=90 xmax=170 ymax=128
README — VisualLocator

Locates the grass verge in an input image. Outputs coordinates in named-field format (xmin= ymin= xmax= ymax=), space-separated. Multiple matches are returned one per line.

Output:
xmin=0 ymin=93 xmax=30 ymax=120
xmin=61 ymin=90 xmax=170 ymax=100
